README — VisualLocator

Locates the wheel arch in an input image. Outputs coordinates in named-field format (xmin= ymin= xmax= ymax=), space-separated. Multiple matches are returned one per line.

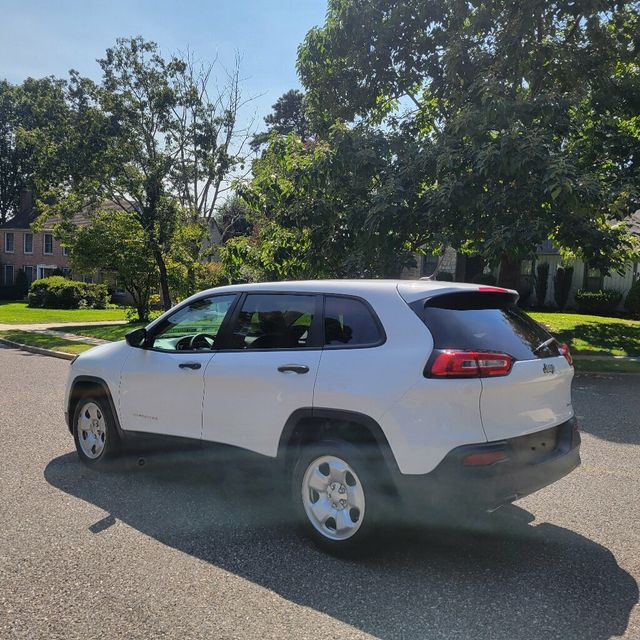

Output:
xmin=67 ymin=376 xmax=123 ymax=436
xmin=277 ymin=408 xmax=401 ymax=481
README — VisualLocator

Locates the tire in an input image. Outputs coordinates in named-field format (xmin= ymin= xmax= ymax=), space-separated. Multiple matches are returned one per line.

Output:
xmin=72 ymin=394 xmax=120 ymax=466
xmin=292 ymin=439 xmax=384 ymax=555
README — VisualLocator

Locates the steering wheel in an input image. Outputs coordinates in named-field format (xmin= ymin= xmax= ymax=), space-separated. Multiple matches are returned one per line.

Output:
xmin=188 ymin=333 xmax=217 ymax=350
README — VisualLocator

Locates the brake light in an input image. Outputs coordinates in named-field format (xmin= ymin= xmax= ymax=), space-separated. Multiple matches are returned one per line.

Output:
xmin=478 ymin=286 xmax=508 ymax=293
xmin=429 ymin=350 xmax=514 ymax=378
xmin=560 ymin=343 xmax=573 ymax=366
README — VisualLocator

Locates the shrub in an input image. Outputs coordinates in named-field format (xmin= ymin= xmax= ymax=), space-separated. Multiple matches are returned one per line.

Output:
xmin=15 ymin=268 xmax=29 ymax=297
xmin=574 ymin=288 xmax=622 ymax=315
xmin=624 ymin=278 xmax=640 ymax=318
xmin=553 ymin=266 xmax=573 ymax=310
xmin=535 ymin=263 xmax=550 ymax=307
xmin=470 ymin=272 xmax=497 ymax=285
xmin=28 ymin=276 xmax=109 ymax=309
xmin=434 ymin=271 xmax=454 ymax=281
xmin=148 ymin=294 xmax=163 ymax=310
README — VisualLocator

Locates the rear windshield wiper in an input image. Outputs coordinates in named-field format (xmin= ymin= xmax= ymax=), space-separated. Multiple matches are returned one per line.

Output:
xmin=533 ymin=337 xmax=557 ymax=354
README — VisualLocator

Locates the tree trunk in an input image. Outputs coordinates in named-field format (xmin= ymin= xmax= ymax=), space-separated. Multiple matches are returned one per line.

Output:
xmin=498 ymin=253 xmax=521 ymax=289
xmin=152 ymin=246 xmax=172 ymax=311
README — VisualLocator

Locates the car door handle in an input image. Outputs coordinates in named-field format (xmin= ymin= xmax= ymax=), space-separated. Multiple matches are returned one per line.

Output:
xmin=178 ymin=362 xmax=202 ymax=370
xmin=277 ymin=364 xmax=309 ymax=374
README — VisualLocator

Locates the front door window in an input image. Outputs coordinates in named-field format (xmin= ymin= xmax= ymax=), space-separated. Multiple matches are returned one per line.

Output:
xmin=151 ymin=295 xmax=237 ymax=351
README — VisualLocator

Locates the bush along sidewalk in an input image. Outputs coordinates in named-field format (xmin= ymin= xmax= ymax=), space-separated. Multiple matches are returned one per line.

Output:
xmin=28 ymin=276 xmax=109 ymax=310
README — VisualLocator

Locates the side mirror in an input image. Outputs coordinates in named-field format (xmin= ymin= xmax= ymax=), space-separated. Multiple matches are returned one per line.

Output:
xmin=125 ymin=327 xmax=148 ymax=348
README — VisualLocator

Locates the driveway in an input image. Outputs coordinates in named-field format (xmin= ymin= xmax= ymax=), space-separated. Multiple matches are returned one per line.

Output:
xmin=0 ymin=345 xmax=638 ymax=639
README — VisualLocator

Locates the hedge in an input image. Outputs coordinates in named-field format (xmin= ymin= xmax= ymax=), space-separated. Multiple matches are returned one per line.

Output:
xmin=624 ymin=278 xmax=640 ymax=317
xmin=574 ymin=288 xmax=622 ymax=315
xmin=28 ymin=276 xmax=109 ymax=309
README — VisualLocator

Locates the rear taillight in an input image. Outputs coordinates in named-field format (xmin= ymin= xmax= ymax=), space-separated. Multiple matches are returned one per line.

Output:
xmin=429 ymin=350 xmax=514 ymax=378
xmin=560 ymin=342 xmax=573 ymax=366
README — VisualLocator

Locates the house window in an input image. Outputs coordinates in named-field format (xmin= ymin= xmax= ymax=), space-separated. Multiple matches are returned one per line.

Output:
xmin=43 ymin=234 xmax=53 ymax=255
xmin=37 ymin=265 xmax=57 ymax=280
xmin=421 ymin=254 xmax=439 ymax=278
xmin=3 ymin=264 xmax=14 ymax=286
xmin=115 ymin=277 xmax=126 ymax=295
xmin=4 ymin=232 xmax=14 ymax=253
xmin=24 ymin=233 xmax=33 ymax=254
xmin=62 ymin=246 xmax=69 ymax=256
xmin=584 ymin=265 xmax=604 ymax=291
xmin=24 ymin=266 xmax=35 ymax=284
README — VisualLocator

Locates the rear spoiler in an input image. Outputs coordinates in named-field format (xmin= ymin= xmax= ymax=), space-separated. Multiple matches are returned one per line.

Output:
xmin=397 ymin=281 xmax=519 ymax=305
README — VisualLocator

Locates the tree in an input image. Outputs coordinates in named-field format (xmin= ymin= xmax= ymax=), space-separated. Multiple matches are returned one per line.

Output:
xmin=228 ymin=124 xmax=428 ymax=280
xmin=298 ymin=1 xmax=640 ymax=284
xmin=34 ymin=37 xmax=253 ymax=310
xmin=0 ymin=77 xmax=68 ymax=223
xmin=70 ymin=209 xmax=158 ymax=321
xmin=216 ymin=194 xmax=255 ymax=242
xmin=250 ymin=89 xmax=310 ymax=151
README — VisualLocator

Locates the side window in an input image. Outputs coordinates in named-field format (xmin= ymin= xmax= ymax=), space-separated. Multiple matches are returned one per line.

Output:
xmin=229 ymin=294 xmax=316 ymax=350
xmin=151 ymin=295 xmax=236 ymax=351
xmin=324 ymin=296 xmax=383 ymax=347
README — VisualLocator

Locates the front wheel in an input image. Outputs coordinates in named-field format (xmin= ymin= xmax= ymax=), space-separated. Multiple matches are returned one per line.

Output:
xmin=73 ymin=395 xmax=119 ymax=465
xmin=292 ymin=440 xmax=381 ymax=555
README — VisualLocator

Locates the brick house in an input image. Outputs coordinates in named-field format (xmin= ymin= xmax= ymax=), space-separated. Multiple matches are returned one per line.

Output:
xmin=0 ymin=192 xmax=71 ymax=288
xmin=0 ymin=192 xmax=127 ymax=299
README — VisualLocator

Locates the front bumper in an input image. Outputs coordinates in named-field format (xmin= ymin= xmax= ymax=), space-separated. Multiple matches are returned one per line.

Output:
xmin=394 ymin=418 xmax=580 ymax=515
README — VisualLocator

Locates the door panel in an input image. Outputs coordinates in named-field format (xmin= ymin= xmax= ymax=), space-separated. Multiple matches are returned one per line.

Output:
xmin=201 ymin=292 xmax=321 ymax=456
xmin=119 ymin=349 xmax=214 ymax=438
xmin=202 ymin=350 xmax=321 ymax=455
xmin=118 ymin=293 xmax=237 ymax=438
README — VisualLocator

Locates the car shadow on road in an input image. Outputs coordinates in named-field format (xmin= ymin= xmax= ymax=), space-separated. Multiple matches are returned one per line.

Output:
xmin=44 ymin=450 xmax=638 ymax=640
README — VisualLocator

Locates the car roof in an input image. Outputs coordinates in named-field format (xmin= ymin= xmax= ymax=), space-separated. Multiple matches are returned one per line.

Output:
xmin=195 ymin=279 xmax=514 ymax=303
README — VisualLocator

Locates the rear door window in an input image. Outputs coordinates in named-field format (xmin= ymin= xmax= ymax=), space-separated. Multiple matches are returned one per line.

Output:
xmin=229 ymin=293 xmax=317 ymax=349
xmin=323 ymin=296 xmax=384 ymax=347
xmin=411 ymin=292 xmax=560 ymax=360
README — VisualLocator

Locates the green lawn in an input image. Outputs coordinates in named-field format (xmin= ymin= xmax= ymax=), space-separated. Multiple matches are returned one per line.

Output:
xmin=0 ymin=330 xmax=94 ymax=354
xmin=529 ymin=311 xmax=640 ymax=357
xmin=59 ymin=323 xmax=145 ymax=341
xmin=573 ymin=358 xmax=640 ymax=374
xmin=0 ymin=302 xmax=130 ymax=325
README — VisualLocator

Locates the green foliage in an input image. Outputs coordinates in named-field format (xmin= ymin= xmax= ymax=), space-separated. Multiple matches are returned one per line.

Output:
xmin=250 ymin=89 xmax=310 ymax=151
xmin=70 ymin=209 xmax=158 ymax=321
xmin=553 ymin=266 xmax=574 ymax=310
xmin=28 ymin=276 xmax=109 ymax=310
xmin=28 ymin=37 xmax=249 ymax=310
xmin=535 ymin=263 xmax=550 ymax=307
xmin=435 ymin=271 xmax=454 ymax=282
xmin=236 ymin=125 xmax=428 ymax=279
xmin=624 ymin=278 xmax=640 ymax=317
xmin=298 ymin=0 xmax=640 ymax=273
xmin=575 ymin=289 xmax=623 ymax=315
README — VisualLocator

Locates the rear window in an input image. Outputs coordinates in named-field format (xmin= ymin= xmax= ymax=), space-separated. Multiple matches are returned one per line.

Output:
xmin=411 ymin=292 xmax=560 ymax=360
xmin=324 ymin=296 xmax=383 ymax=347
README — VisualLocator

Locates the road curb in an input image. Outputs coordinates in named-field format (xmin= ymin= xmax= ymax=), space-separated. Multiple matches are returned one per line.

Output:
xmin=0 ymin=337 xmax=75 ymax=361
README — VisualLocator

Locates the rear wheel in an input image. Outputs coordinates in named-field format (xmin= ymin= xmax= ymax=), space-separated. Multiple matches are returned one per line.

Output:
xmin=292 ymin=440 xmax=382 ymax=555
xmin=73 ymin=395 xmax=119 ymax=465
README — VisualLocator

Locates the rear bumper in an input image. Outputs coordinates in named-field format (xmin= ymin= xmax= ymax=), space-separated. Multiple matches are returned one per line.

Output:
xmin=394 ymin=418 xmax=580 ymax=514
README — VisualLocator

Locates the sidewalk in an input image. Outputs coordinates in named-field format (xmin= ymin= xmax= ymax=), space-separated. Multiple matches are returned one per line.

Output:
xmin=0 ymin=320 xmax=127 ymax=331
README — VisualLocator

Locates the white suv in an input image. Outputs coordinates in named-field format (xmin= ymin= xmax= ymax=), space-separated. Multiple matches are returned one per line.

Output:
xmin=65 ymin=280 xmax=580 ymax=552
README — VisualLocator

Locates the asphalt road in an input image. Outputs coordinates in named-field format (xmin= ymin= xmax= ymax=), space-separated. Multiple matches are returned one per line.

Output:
xmin=0 ymin=344 xmax=638 ymax=640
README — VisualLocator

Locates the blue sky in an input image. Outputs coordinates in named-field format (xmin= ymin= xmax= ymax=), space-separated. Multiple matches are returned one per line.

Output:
xmin=0 ymin=0 xmax=327 ymax=127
